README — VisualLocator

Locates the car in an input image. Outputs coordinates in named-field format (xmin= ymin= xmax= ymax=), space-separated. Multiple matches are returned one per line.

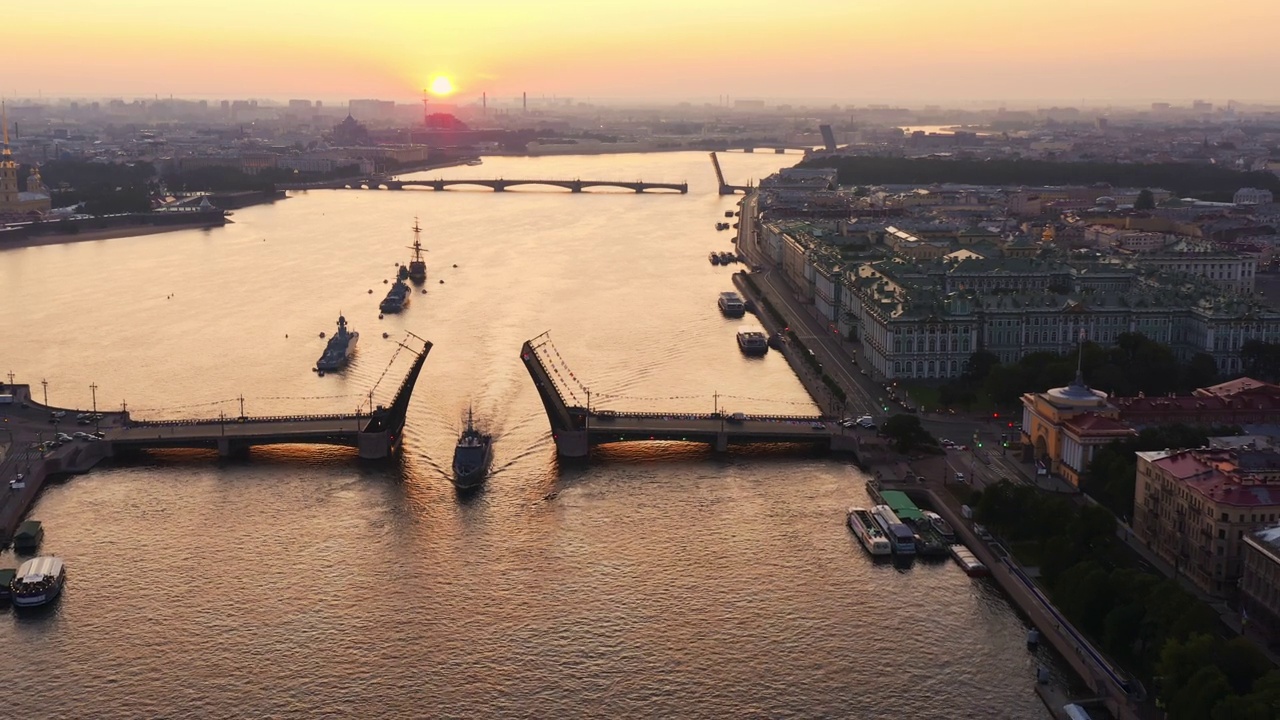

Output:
xmin=810 ymin=422 xmax=826 ymax=430
xmin=727 ymin=412 xmax=747 ymax=423
xmin=972 ymin=523 xmax=993 ymax=541
xmin=954 ymin=471 xmax=966 ymax=482
xmin=839 ymin=419 xmax=855 ymax=428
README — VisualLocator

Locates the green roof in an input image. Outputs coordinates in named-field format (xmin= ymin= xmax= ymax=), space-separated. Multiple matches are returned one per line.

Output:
xmin=880 ymin=490 xmax=925 ymax=521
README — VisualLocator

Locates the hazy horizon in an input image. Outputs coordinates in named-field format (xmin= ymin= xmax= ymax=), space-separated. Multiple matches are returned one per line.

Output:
xmin=7 ymin=0 xmax=1280 ymax=106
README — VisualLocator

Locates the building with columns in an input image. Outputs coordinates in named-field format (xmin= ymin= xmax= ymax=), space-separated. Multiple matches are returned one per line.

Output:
xmin=1019 ymin=370 xmax=1136 ymax=486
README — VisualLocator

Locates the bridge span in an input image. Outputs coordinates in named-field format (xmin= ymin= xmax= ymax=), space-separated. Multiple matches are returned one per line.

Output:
xmin=1 ymin=339 xmax=432 ymax=543
xmin=519 ymin=332 xmax=860 ymax=458
xmin=316 ymin=177 xmax=688 ymax=193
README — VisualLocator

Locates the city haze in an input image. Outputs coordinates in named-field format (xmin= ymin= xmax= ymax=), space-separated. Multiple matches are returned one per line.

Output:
xmin=7 ymin=0 xmax=1280 ymax=104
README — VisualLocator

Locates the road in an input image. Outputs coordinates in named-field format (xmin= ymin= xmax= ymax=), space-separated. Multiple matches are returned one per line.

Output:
xmin=735 ymin=195 xmax=1070 ymax=489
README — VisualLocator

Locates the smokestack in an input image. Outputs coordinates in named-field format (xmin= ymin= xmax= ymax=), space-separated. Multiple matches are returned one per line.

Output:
xmin=523 ymin=92 xmax=527 ymax=113
xmin=482 ymin=92 xmax=487 ymax=114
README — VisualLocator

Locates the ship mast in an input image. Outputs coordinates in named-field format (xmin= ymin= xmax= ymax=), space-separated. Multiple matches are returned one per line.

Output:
xmin=409 ymin=217 xmax=425 ymax=262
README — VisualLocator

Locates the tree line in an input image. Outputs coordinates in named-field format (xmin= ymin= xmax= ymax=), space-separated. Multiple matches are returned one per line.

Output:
xmin=974 ymin=482 xmax=1278 ymax=718
xmin=940 ymin=332 xmax=1219 ymax=410
xmin=796 ymin=156 xmax=1280 ymax=202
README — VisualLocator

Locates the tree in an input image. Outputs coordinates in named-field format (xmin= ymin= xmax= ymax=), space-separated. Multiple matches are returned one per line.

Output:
xmin=961 ymin=350 xmax=1000 ymax=382
xmin=878 ymin=414 xmax=936 ymax=453
xmin=1135 ymin=188 xmax=1156 ymax=210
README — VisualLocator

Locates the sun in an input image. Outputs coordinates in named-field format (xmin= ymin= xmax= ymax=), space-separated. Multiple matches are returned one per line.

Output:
xmin=428 ymin=76 xmax=455 ymax=96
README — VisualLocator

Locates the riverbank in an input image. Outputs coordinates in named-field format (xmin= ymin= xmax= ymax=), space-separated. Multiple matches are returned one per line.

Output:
xmin=0 ymin=218 xmax=227 ymax=251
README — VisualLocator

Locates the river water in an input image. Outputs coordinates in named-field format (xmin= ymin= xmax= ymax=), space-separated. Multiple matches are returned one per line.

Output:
xmin=0 ymin=151 xmax=1057 ymax=718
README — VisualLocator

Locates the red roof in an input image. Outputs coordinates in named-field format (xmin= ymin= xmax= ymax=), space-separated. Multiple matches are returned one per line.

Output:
xmin=1062 ymin=413 xmax=1136 ymax=437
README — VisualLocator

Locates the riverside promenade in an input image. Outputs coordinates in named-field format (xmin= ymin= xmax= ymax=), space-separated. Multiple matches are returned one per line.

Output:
xmin=878 ymin=476 xmax=1146 ymax=719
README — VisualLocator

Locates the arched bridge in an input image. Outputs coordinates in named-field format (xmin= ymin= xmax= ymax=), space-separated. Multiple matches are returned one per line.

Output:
xmin=519 ymin=332 xmax=860 ymax=459
xmin=332 ymin=178 xmax=688 ymax=193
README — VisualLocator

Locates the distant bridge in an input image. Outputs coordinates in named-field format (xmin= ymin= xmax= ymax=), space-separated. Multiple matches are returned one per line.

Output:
xmin=721 ymin=143 xmax=818 ymax=154
xmin=519 ymin=332 xmax=859 ymax=459
xmin=312 ymin=177 xmax=688 ymax=193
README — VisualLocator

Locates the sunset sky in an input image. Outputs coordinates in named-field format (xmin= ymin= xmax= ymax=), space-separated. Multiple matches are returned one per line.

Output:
xmin=8 ymin=0 xmax=1279 ymax=105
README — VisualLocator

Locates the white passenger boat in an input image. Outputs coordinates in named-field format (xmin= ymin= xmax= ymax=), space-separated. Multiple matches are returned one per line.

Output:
xmin=847 ymin=507 xmax=892 ymax=556
xmin=9 ymin=556 xmax=66 ymax=608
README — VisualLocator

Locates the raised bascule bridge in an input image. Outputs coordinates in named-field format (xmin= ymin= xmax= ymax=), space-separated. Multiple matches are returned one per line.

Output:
xmin=0 ymin=337 xmax=432 ymax=544
xmin=519 ymin=332 xmax=860 ymax=459
xmin=109 ymin=338 xmax=432 ymax=460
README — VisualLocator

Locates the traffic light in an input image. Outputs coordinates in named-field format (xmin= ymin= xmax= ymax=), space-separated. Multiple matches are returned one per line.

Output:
xmin=1007 ymin=421 xmax=1014 ymax=428
xmin=993 ymin=412 xmax=999 ymax=419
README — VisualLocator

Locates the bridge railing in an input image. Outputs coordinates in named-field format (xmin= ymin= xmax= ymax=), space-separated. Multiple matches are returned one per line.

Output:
xmin=128 ymin=412 xmax=365 ymax=428
xmin=588 ymin=410 xmax=829 ymax=423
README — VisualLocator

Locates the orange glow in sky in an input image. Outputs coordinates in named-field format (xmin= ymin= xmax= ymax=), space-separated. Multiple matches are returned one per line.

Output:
xmin=6 ymin=0 xmax=1280 ymax=103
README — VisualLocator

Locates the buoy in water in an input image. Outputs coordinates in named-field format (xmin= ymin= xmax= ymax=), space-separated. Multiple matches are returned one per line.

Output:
xmin=421 ymin=288 xmax=427 ymax=293
xmin=285 ymin=334 xmax=288 ymax=338
xmin=368 ymin=289 xmax=373 ymax=294
xmin=439 ymin=279 xmax=445 ymax=284
xmin=382 ymin=332 xmax=389 ymax=339
xmin=319 ymin=331 xmax=326 ymax=338
xmin=383 ymin=279 xmax=389 ymax=284
xmin=318 ymin=370 xmax=325 ymax=377
xmin=378 ymin=313 xmax=384 ymax=319
xmin=452 ymin=263 xmax=458 ymax=268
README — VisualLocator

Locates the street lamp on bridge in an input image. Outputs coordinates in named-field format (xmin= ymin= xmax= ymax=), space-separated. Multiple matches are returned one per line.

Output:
xmin=41 ymin=378 xmax=48 ymax=406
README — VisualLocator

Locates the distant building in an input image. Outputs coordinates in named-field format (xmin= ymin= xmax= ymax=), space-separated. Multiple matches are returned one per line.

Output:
xmin=330 ymin=115 xmax=371 ymax=147
xmin=1235 ymin=188 xmax=1274 ymax=206
xmin=0 ymin=104 xmax=50 ymax=216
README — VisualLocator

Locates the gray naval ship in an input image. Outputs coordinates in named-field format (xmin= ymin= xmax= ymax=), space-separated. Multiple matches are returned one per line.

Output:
xmin=316 ymin=314 xmax=359 ymax=371
xmin=451 ymin=406 xmax=493 ymax=491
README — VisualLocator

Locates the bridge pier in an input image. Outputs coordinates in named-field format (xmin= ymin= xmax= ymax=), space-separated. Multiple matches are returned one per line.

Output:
xmin=217 ymin=437 xmax=249 ymax=459
xmin=358 ymin=430 xmax=394 ymax=460
xmin=715 ymin=432 xmax=729 ymax=452
xmin=553 ymin=430 xmax=589 ymax=458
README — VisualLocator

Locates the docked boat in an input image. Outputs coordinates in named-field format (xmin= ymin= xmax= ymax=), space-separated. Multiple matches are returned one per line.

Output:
xmin=709 ymin=252 xmax=722 ymax=266
xmin=715 ymin=222 xmax=730 ymax=231
xmin=736 ymin=328 xmax=769 ymax=356
xmin=767 ymin=332 xmax=785 ymax=350
xmin=0 ymin=568 xmax=14 ymax=603
xmin=718 ymin=251 xmax=737 ymax=264
xmin=923 ymin=510 xmax=956 ymax=543
xmin=406 ymin=218 xmax=428 ymax=283
xmin=451 ymin=406 xmax=493 ymax=491
xmin=949 ymin=544 xmax=988 ymax=576
xmin=847 ymin=507 xmax=892 ymax=556
xmin=724 ymin=210 xmax=735 ymax=218
xmin=379 ymin=278 xmax=411 ymax=313
xmin=13 ymin=520 xmax=43 ymax=553
xmin=316 ymin=314 xmax=359 ymax=371
xmin=872 ymin=504 xmax=916 ymax=556
xmin=9 ymin=556 xmax=66 ymax=608
xmin=397 ymin=264 xmax=410 ymax=281
xmin=717 ymin=291 xmax=746 ymax=318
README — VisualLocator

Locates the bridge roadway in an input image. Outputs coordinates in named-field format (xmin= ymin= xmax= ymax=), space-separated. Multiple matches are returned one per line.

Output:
xmin=586 ymin=411 xmax=860 ymax=451
xmin=320 ymin=178 xmax=689 ymax=193
xmin=111 ymin=414 xmax=368 ymax=452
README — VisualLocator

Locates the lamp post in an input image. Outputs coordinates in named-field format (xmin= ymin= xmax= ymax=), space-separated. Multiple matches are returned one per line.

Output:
xmin=41 ymin=378 xmax=48 ymax=406
xmin=90 ymin=382 xmax=98 ymax=432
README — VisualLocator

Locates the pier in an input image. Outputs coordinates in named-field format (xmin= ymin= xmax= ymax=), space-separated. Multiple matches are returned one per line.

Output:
xmin=0 ymin=340 xmax=431 ymax=545
xmin=519 ymin=332 xmax=859 ymax=458
xmin=304 ymin=177 xmax=688 ymax=193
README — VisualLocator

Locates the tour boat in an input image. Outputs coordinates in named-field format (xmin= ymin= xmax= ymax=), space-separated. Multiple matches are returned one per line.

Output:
xmin=847 ymin=507 xmax=892 ymax=556
xmin=9 ymin=556 xmax=66 ymax=608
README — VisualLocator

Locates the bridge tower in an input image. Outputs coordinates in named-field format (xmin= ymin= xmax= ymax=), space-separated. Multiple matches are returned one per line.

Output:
xmin=520 ymin=333 xmax=589 ymax=457
xmin=709 ymin=152 xmax=731 ymax=196
xmin=357 ymin=340 xmax=433 ymax=459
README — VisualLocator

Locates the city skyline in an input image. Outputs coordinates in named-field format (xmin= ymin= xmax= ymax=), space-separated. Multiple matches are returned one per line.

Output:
xmin=8 ymin=0 xmax=1280 ymax=105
